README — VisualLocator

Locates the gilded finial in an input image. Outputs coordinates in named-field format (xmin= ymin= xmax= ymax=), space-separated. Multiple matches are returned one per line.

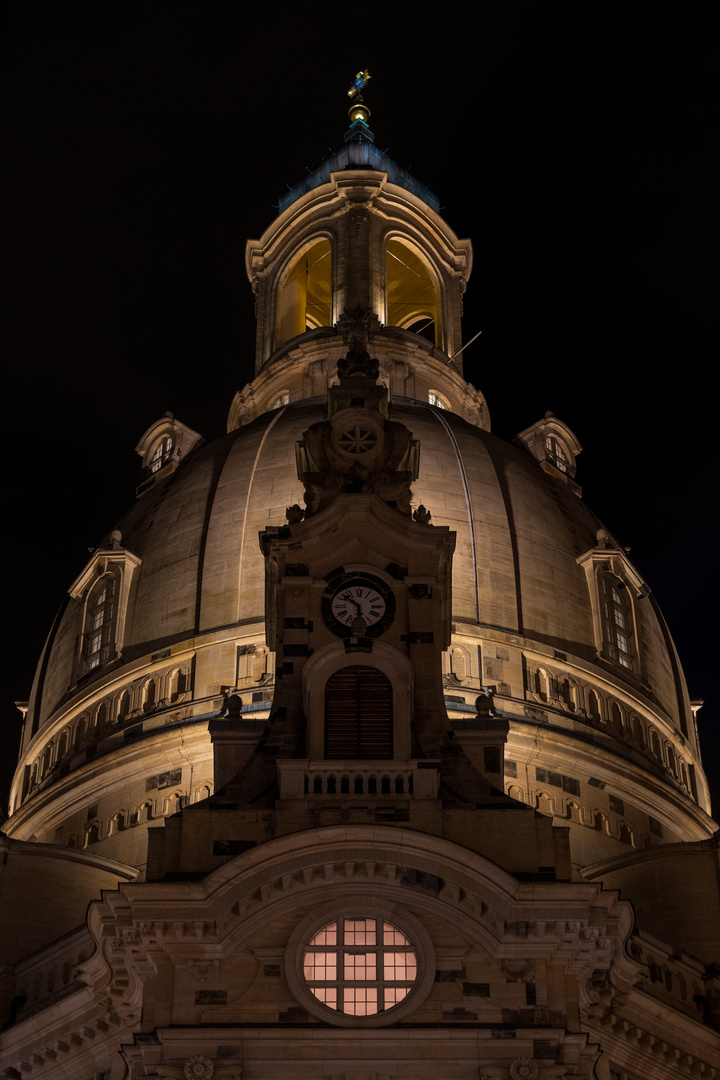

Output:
xmin=348 ymin=69 xmax=371 ymax=99
xmin=347 ymin=69 xmax=371 ymax=125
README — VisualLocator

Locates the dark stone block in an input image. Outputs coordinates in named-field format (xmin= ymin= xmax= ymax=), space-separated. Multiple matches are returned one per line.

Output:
xmin=213 ymin=840 xmax=257 ymax=856
xmin=400 ymin=868 xmax=442 ymax=892
xmin=195 ymin=990 xmax=227 ymax=1005
xmin=435 ymin=969 xmax=464 ymax=982
xmin=279 ymin=1006 xmax=311 ymax=1022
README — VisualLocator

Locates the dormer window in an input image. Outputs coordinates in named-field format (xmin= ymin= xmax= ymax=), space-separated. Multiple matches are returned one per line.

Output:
xmin=135 ymin=414 xmax=202 ymax=495
xmin=149 ymin=435 xmax=173 ymax=474
xmin=428 ymin=392 xmax=449 ymax=411
xmin=69 ymin=544 xmax=142 ymax=685
xmin=602 ymin=574 xmax=633 ymax=670
xmin=577 ymin=540 xmax=646 ymax=680
xmin=270 ymin=391 xmax=290 ymax=410
xmin=86 ymin=574 xmax=117 ymax=672
xmin=516 ymin=414 xmax=582 ymax=492
xmin=545 ymin=435 xmax=568 ymax=473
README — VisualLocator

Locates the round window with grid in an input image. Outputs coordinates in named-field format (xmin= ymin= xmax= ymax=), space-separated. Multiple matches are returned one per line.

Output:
xmin=304 ymin=916 xmax=417 ymax=1016
xmin=287 ymin=904 xmax=434 ymax=1026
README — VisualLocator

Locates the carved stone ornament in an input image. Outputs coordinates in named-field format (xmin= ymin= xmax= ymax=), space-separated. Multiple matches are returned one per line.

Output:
xmin=337 ymin=348 xmax=380 ymax=381
xmin=479 ymin=1061 xmax=566 ymax=1080
xmin=510 ymin=1061 xmax=538 ymax=1080
xmin=185 ymin=1056 xmax=214 ymax=1080
xmin=286 ymin=503 xmax=305 ymax=524
xmin=335 ymin=304 xmax=379 ymax=353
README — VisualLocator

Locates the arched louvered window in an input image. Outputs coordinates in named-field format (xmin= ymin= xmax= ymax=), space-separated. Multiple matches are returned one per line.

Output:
xmin=324 ymin=666 xmax=393 ymax=759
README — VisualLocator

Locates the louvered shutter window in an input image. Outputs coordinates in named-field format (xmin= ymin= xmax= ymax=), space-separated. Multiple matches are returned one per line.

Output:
xmin=324 ymin=666 xmax=393 ymax=759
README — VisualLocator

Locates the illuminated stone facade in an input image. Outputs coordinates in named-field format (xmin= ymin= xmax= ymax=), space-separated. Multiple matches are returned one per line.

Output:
xmin=2 ymin=112 xmax=719 ymax=1080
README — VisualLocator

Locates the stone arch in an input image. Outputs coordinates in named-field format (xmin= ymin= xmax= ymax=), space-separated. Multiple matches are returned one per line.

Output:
xmin=117 ymin=688 xmax=131 ymax=721
xmin=137 ymin=801 xmax=154 ymax=824
xmin=74 ymin=715 xmax=87 ymax=749
xmin=631 ymin=713 xmax=646 ymax=747
xmin=303 ymin=641 xmax=413 ymax=760
xmin=587 ymin=689 xmax=601 ymax=721
xmin=41 ymin=741 xmax=54 ymax=778
xmin=275 ymin=234 xmax=332 ymax=347
xmin=142 ymin=678 xmax=157 ymax=713
xmin=560 ymin=677 xmax=577 ymax=712
xmin=618 ymin=821 xmax=633 ymax=846
xmin=164 ymin=791 xmax=183 ymax=816
xmin=58 ymin=728 xmax=70 ymax=759
xmin=610 ymin=700 xmax=624 ymax=733
xmin=534 ymin=667 xmax=550 ymax=702
xmin=447 ymin=644 xmax=469 ymax=683
xmin=384 ymin=234 xmax=442 ymax=346
xmin=536 ymin=791 xmax=554 ymax=817
xmin=85 ymin=821 xmax=101 ymax=846
xmin=169 ymin=667 xmax=187 ymax=702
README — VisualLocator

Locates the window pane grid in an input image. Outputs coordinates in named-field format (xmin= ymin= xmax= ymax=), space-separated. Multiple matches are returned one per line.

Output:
xmin=304 ymin=917 xmax=418 ymax=1016
xmin=603 ymin=576 xmax=634 ymax=670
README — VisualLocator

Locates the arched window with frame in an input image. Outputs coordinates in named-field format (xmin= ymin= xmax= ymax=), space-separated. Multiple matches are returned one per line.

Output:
xmin=385 ymin=238 xmax=440 ymax=345
xmin=275 ymin=237 xmax=332 ymax=347
xmin=602 ymin=573 xmax=634 ymax=670
xmin=85 ymin=573 xmax=118 ymax=672
xmin=545 ymin=435 xmax=569 ymax=473
xmin=270 ymin=391 xmax=290 ymax=411
xmin=149 ymin=434 xmax=173 ymax=474
xmin=428 ymin=391 xmax=450 ymax=411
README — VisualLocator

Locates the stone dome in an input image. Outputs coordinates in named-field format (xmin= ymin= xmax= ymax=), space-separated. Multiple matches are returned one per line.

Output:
xmin=5 ymin=154 xmax=713 ymax=880
xmin=7 ymin=365 xmax=711 ymax=872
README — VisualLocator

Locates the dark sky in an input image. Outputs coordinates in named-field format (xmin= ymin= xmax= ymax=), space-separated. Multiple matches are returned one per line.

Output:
xmin=2 ymin=3 xmax=719 ymax=814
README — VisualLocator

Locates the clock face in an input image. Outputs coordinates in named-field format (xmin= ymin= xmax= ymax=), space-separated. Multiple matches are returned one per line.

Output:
xmin=322 ymin=571 xmax=396 ymax=638
xmin=331 ymin=582 xmax=386 ymax=629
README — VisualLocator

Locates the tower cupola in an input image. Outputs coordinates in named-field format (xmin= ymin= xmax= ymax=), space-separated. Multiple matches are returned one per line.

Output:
xmin=246 ymin=159 xmax=472 ymax=370
xmin=233 ymin=91 xmax=485 ymax=432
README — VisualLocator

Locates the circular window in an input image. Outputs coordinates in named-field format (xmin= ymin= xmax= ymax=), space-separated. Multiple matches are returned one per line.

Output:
xmin=305 ymin=916 xmax=415 ymax=1015
xmin=286 ymin=903 xmax=434 ymax=1026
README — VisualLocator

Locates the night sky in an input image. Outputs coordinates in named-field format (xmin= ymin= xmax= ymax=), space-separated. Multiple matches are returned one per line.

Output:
xmin=2 ymin=4 xmax=718 ymax=815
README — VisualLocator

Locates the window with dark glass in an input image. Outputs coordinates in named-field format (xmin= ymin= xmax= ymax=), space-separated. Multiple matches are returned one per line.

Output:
xmin=149 ymin=435 xmax=173 ymax=474
xmin=602 ymin=575 xmax=633 ymax=670
xmin=545 ymin=435 xmax=569 ymax=473
xmin=86 ymin=576 xmax=117 ymax=671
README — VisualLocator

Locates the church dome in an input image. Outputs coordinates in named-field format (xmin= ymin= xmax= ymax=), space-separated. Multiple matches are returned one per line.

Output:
xmin=5 ymin=131 xmax=712 ymax=879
